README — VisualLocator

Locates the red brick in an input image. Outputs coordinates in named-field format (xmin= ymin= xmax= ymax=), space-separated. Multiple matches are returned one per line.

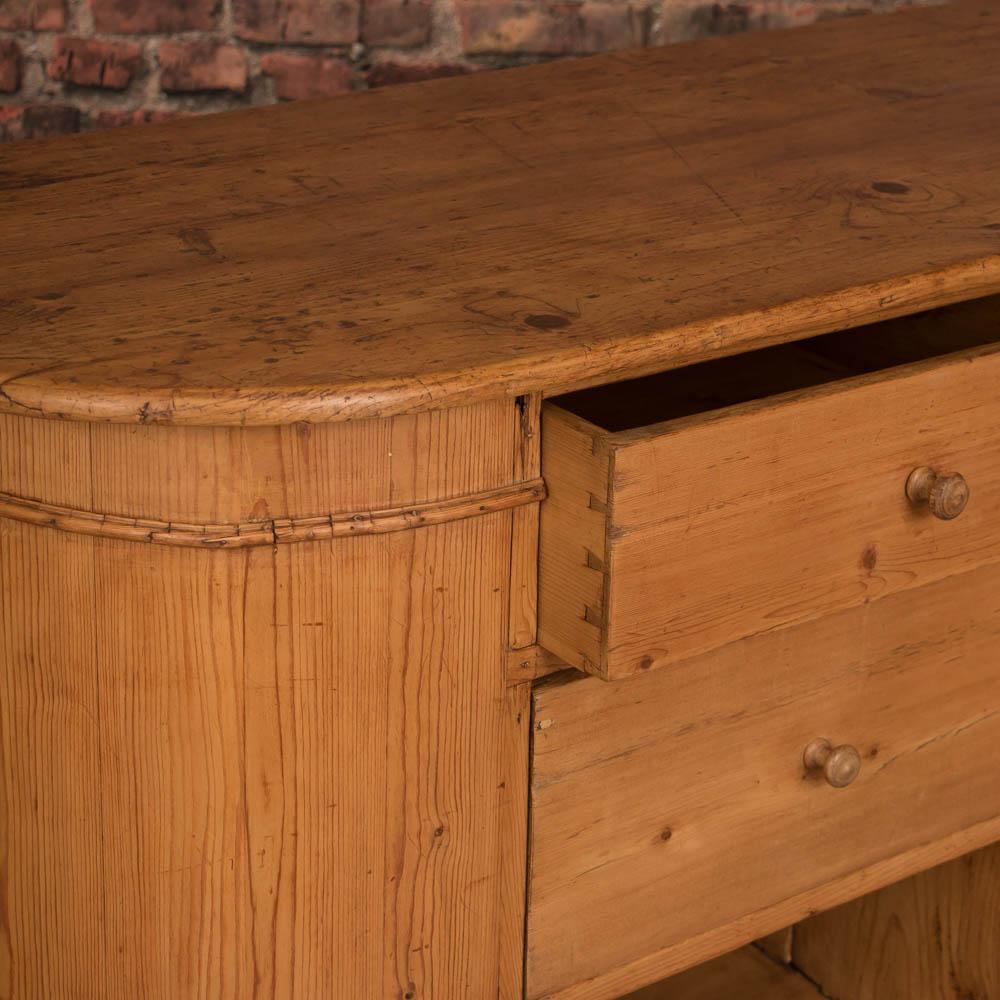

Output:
xmin=89 ymin=0 xmax=218 ymax=33
xmin=0 ymin=41 xmax=21 ymax=94
xmin=92 ymin=108 xmax=188 ymax=129
xmin=457 ymin=1 xmax=650 ymax=54
xmin=660 ymin=0 xmax=869 ymax=42
xmin=367 ymin=60 xmax=479 ymax=88
xmin=159 ymin=41 xmax=247 ymax=94
xmin=0 ymin=103 xmax=80 ymax=141
xmin=362 ymin=0 xmax=432 ymax=47
xmin=48 ymin=37 xmax=142 ymax=90
xmin=260 ymin=52 xmax=352 ymax=101
xmin=680 ymin=2 xmax=785 ymax=37
xmin=0 ymin=0 xmax=66 ymax=30
xmin=233 ymin=0 xmax=359 ymax=45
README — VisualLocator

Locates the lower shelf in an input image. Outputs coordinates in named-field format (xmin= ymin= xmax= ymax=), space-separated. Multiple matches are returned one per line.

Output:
xmin=622 ymin=946 xmax=818 ymax=1000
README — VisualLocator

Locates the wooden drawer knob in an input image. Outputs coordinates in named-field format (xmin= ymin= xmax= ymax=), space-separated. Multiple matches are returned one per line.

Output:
xmin=906 ymin=466 xmax=970 ymax=520
xmin=803 ymin=738 xmax=861 ymax=788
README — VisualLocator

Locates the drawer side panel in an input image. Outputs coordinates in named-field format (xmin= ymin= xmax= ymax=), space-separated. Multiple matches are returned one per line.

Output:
xmin=538 ymin=406 xmax=612 ymax=674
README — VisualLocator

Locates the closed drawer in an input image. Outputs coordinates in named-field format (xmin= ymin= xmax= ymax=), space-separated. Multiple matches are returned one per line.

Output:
xmin=526 ymin=564 xmax=1000 ymax=1000
xmin=538 ymin=296 xmax=1000 ymax=679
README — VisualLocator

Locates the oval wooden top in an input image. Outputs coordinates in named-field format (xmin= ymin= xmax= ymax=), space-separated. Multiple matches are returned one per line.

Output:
xmin=2 ymin=0 xmax=999 ymax=426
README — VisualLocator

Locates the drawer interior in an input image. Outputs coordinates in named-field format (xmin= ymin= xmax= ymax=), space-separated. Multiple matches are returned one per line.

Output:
xmin=553 ymin=294 xmax=1000 ymax=432
xmin=539 ymin=291 xmax=1000 ymax=679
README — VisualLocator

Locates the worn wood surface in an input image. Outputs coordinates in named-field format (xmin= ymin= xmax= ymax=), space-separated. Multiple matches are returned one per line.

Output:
xmin=0 ymin=400 xmax=530 ymax=999
xmin=540 ymin=335 xmax=1000 ymax=678
xmin=505 ymin=644 xmax=567 ymax=685
xmin=499 ymin=392 xmax=541 ymax=997
xmin=498 ymin=681 xmax=533 ymax=1000
xmin=622 ymin=946 xmax=819 ymax=1000
xmin=527 ymin=563 xmax=1000 ymax=999
xmin=509 ymin=394 xmax=543 ymax=650
xmin=527 ymin=816 xmax=1000 ymax=1000
xmin=2 ymin=1 xmax=1000 ymax=425
xmin=794 ymin=843 xmax=1000 ymax=1000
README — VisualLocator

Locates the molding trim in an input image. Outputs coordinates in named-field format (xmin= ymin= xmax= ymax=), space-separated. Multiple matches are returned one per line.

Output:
xmin=0 ymin=478 xmax=546 ymax=549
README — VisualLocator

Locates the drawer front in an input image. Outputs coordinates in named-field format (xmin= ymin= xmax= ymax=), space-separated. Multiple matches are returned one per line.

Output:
xmin=526 ymin=565 xmax=1000 ymax=1000
xmin=539 ymin=342 xmax=1000 ymax=679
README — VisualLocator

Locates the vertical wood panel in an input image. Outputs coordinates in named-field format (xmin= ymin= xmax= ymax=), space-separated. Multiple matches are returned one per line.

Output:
xmin=382 ymin=514 xmax=512 ymax=996
xmin=794 ymin=842 xmax=1000 ymax=1000
xmin=498 ymin=680 xmax=532 ymax=1000
xmin=0 ymin=414 xmax=94 ymax=509
xmin=0 ymin=523 xmax=103 ymax=1000
xmin=94 ymin=543 xmax=252 ymax=998
xmin=509 ymin=394 xmax=542 ymax=650
xmin=0 ymin=400 xmax=530 ymax=998
xmin=502 ymin=391 xmax=540 ymax=996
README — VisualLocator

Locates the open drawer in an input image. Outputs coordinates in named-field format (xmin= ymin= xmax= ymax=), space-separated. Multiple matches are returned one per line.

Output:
xmin=538 ymin=295 xmax=1000 ymax=679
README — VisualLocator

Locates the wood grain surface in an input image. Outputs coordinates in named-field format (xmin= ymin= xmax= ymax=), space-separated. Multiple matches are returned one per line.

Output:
xmin=527 ymin=562 xmax=1000 ymax=999
xmin=0 ymin=400 xmax=531 ymax=999
xmin=0 ymin=400 xmax=518 ymax=521
xmin=2 ymin=0 xmax=1000 ymax=424
xmin=622 ymin=946 xmax=819 ymax=1000
xmin=794 ymin=843 xmax=1000 ymax=1000
xmin=509 ymin=394 xmax=543 ymax=650
xmin=540 ymin=337 xmax=1000 ymax=678
xmin=526 ymin=816 xmax=1000 ymax=1000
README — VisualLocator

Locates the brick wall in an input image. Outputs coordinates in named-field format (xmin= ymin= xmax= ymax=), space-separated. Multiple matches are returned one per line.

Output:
xmin=0 ymin=0 xmax=926 ymax=141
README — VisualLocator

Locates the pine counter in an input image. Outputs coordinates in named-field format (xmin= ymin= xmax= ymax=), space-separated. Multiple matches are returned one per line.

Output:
xmin=2 ymin=2 xmax=1000 ymax=997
